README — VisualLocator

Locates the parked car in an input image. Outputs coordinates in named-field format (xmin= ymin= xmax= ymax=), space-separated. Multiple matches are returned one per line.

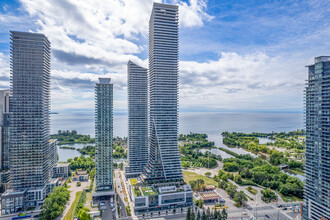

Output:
xmin=283 ymin=207 xmax=288 ymax=210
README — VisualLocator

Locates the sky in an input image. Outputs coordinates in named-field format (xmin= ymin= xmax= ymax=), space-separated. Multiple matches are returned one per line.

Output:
xmin=0 ymin=0 xmax=329 ymax=114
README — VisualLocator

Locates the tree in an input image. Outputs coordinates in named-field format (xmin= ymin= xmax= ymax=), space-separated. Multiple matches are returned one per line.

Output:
xmin=261 ymin=188 xmax=277 ymax=202
xmin=77 ymin=209 xmax=91 ymax=220
xmin=119 ymin=162 xmax=124 ymax=170
xmin=202 ymin=210 xmax=207 ymax=220
xmin=234 ymin=191 xmax=248 ymax=207
xmin=197 ymin=210 xmax=201 ymax=220
xmin=234 ymin=174 xmax=242 ymax=184
xmin=186 ymin=207 xmax=191 ymax=220
xmin=221 ymin=209 xmax=228 ymax=220
xmin=225 ymin=183 xmax=237 ymax=198
xmin=39 ymin=186 xmax=70 ymax=220
xmin=205 ymin=172 xmax=211 ymax=177
xmin=223 ymin=162 xmax=239 ymax=172
xmin=191 ymin=209 xmax=196 ymax=220
xmin=182 ymin=161 xmax=190 ymax=168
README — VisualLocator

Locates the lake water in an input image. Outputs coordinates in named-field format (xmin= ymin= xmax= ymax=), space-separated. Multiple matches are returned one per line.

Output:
xmin=53 ymin=112 xmax=303 ymax=163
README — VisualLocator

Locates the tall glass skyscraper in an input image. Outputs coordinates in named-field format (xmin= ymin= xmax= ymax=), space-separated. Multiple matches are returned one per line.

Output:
xmin=126 ymin=61 xmax=148 ymax=177
xmin=95 ymin=78 xmax=113 ymax=191
xmin=9 ymin=31 xmax=52 ymax=190
xmin=143 ymin=3 xmax=183 ymax=183
xmin=304 ymin=56 xmax=330 ymax=219
xmin=0 ymin=89 xmax=11 ymax=170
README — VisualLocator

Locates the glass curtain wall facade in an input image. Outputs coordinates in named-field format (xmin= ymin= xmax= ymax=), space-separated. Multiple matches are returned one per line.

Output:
xmin=9 ymin=31 xmax=51 ymax=190
xmin=126 ymin=61 xmax=148 ymax=176
xmin=95 ymin=78 xmax=113 ymax=191
xmin=143 ymin=3 xmax=183 ymax=183
xmin=303 ymin=56 xmax=330 ymax=219
xmin=0 ymin=89 xmax=11 ymax=170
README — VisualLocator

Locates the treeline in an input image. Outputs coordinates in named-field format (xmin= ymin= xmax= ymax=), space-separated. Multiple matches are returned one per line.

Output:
xmin=51 ymin=130 xmax=95 ymax=145
xmin=39 ymin=186 xmax=70 ymax=219
xmin=216 ymin=170 xmax=248 ymax=207
xmin=222 ymin=132 xmax=304 ymax=170
xmin=221 ymin=130 xmax=305 ymax=139
xmin=221 ymin=155 xmax=303 ymax=199
xmin=77 ymin=145 xmax=95 ymax=157
xmin=179 ymin=133 xmax=208 ymax=141
xmin=67 ymin=155 xmax=95 ymax=170
xmin=181 ymin=151 xmax=219 ymax=169
xmin=76 ymin=144 xmax=126 ymax=159
xmin=113 ymin=144 xmax=127 ymax=158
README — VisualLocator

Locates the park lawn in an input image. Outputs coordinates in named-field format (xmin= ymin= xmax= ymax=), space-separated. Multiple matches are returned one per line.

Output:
xmin=183 ymin=171 xmax=217 ymax=186
xmin=63 ymin=191 xmax=83 ymax=220
xmin=280 ymin=194 xmax=303 ymax=202
xmin=246 ymin=187 xmax=258 ymax=195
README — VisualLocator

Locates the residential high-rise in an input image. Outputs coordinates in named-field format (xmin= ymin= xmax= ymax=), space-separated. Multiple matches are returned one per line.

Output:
xmin=95 ymin=78 xmax=114 ymax=192
xmin=303 ymin=56 xmax=330 ymax=219
xmin=1 ymin=31 xmax=57 ymax=214
xmin=0 ymin=89 xmax=11 ymax=170
xmin=0 ymin=90 xmax=11 ymax=192
xmin=126 ymin=4 xmax=193 ymax=214
xmin=125 ymin=61 xmax=148 ymax=178
xmin=143 ymin=3 xmax=183 ymax=183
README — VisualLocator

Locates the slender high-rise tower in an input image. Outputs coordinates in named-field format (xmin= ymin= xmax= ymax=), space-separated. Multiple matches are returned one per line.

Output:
xmin=126 ymin=61 xmax=148 ymax=177
xmin=9 ymin=31 xmax=52 ymax=190
xmin=95 ymin=78 xmax=114 ymax=191
xmin=143 ymin=3 xmax=183 ymax=183
xmin=303 ymin=56 xmax=330 ymax=220
xmin=0 ymin=89 xmax=11 ymax=170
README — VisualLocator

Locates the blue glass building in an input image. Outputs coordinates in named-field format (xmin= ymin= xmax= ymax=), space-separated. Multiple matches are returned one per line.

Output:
xmin=95 ymin=78 xmax=114 ymax=191
xmin=126 ymin=61 xmax=148 ymax=177
xmin=143 ymin=3 xmax=183 ymax=183
xmin=303 ymin=56 xmax=330 ymax=219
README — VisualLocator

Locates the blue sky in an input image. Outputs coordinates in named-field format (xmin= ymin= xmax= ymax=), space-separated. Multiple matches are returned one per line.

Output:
xmin=0 ymin=0 xmax=329 ymax=114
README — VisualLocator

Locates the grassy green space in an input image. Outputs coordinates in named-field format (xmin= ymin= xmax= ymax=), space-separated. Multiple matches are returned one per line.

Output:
xmin=129 ymin=178 xmax=137 ymax=185
xmin=63 ymin=191 xmax=83 ymax=220
xmin=141 ymin=187 xmax=157 ymax=196
xmin=133 ymin=187 xmax=142 ymax=197
xmin=183 ymin=170 xmax=217 ymax=186
xmin=280 ymin=194 xmax=303 ymax=202
xmin=246 ymin=187 xmax=258 ymax=195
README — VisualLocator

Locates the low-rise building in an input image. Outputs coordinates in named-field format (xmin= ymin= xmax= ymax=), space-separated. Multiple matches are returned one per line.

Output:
xmin=196 ymin=190 xmax=225 ymax=204
xmin=1 ymin=189 xmax=26 ymax=215
xmin=127 ymin=178 xmax=193 ymax=214
xmin=52 ymin=163 xmax=70 ymax=178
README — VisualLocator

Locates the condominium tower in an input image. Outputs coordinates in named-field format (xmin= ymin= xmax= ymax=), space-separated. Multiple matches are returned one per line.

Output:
xmin=10 ymin=31 xmax=52 ymax=190
xmin=304 ymin=56 xmax=330 ymax=219
xmin=143 ymin=3 xmax=183 ymax=183
xmin=126 ymin=61 xmax=148 ymax=177
xmin=0 ymin=32 xmax=57 ymax=214
xmin=95 ymin=78 xmax=114 ymax=192
xmin=0 ymin=89 xmax=10 ymax=170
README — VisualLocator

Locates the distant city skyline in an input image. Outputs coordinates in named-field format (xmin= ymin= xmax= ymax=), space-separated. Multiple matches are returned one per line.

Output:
xmin=0 ymin=0 xmax=329 ymax=114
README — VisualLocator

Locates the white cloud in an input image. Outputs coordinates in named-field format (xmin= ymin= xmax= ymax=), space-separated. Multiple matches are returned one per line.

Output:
xmin=179 ymin=52 xmax=306 ymax=111
xmin=175 ymin=0 xmax=214 ymax=27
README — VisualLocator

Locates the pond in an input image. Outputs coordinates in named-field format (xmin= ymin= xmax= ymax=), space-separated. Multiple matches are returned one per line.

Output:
xmin=258 ymin=137 xmax=274 ymax=144
xmin=283 ymin=169 xmax=306 ymax=182
xmin=205 ymin=134 xmax=257 ymax=158
xmin=57 ymin=143 xmax=127 ymax=163
xmin=57 ymin=143 xmax=94 ymax=162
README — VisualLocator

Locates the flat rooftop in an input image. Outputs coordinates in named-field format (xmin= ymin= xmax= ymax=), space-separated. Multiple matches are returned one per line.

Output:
xmin=198 ymin=191 xmax=222 ymax=201
xmin=141 ymin=187 xmax=158 ymax=196
xmin=56 ymin=163 xmax=70 ymax=167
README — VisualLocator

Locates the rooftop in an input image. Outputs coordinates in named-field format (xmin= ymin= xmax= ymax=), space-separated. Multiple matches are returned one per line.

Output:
xmin=198 ymin=191 xmax=222 ymax=201
xmin=141 ymin=187 xmax=158 ymax=196
xmin=56 ymin=163 xmax=70 ymax=167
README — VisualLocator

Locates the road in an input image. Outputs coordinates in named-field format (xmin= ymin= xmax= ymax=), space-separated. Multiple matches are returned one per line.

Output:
xmin=114 ymin=169 xmax=128 ymax=218
xmin=56 ymin=179 xmax=90 ymax=220
xmin=101 ymin=202 xmax=114 ymax=220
